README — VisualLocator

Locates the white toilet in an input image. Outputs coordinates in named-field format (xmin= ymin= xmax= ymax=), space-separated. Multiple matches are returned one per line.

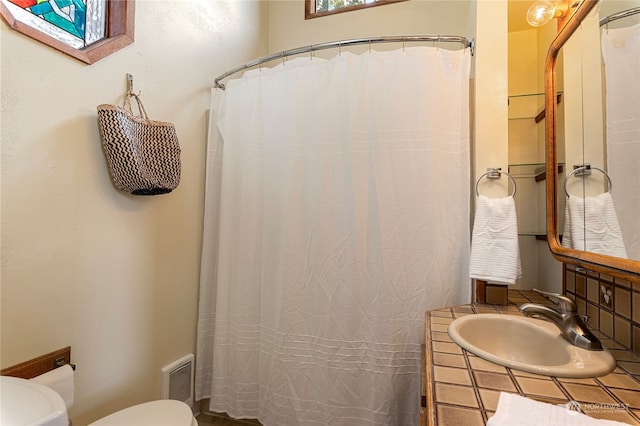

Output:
xmin=88 ymin=399 xmax=197 ymax=426
xmin=0 ymin=375 xmax=197 ymax=426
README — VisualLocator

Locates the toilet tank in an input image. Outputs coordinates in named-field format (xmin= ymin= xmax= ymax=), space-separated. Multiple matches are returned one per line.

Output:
xmin=0 ymin=375 xmax=69 ymax=426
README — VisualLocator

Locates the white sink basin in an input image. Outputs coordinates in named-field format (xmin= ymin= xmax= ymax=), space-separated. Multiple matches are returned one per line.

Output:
xmin=448 ymin=314 xmax=616 ymax=378
xmin=0 ymin=375 xmax=69 ymax=426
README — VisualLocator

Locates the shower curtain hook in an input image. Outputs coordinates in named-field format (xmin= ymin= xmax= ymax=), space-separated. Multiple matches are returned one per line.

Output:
xmin=368 ymin=38 xmax=372 ymax=53
xmin=282 ymin=51 xmax=286 ymax=65
xmin=402 ymin=36 xmax=405 ymax=51
xmin=339 ymin=41 xmax=342 ymax=56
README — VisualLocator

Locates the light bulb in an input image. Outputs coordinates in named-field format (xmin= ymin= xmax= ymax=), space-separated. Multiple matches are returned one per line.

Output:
xmin=526 ymin=0 xmax=557 ymax=27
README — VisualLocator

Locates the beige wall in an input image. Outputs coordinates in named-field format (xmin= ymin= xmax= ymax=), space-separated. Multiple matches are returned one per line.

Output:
xmin=1 ymin=0 xmax=514 ymax=424
xmin=506 ymin=20 xmax=563 ymax=292
xmin=474 ymin=0 xmax=509 ymax=198
xmin=1 ymin=1 xmax=268 ymax=424
xmin=268 ymin=1 xmax=475 ymax=52
xmin=508 ymin=29 xmax=539 ymax=165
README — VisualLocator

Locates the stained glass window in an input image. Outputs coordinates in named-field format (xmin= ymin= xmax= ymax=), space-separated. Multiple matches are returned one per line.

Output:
xmin=305 ymin=0 xmax=406 ymax=19
xmin=2 ymin=0 xmax=106 ymax=49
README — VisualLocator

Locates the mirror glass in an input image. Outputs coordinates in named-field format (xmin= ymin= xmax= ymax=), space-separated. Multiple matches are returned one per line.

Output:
xmin=556 ymin=0 xmax=640 ymax=262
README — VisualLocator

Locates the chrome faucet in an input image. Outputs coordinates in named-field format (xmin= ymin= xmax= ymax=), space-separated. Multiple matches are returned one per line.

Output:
xmin=518 ymin=288 xmax=603 ymax=351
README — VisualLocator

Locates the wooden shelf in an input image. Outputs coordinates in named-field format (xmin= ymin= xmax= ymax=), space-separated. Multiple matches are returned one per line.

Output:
xmin=534 ymin=93 xmax=562 ymax=123
xmin=534 ymin=164 xmax=564 ymax=182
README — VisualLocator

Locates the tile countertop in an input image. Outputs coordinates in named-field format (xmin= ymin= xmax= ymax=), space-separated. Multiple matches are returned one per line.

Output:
xmin=421 ymin=290 xmax=640 ymax=426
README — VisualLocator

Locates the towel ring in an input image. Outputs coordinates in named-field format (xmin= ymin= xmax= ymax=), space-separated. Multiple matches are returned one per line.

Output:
xmin=564 ymin=165 xmax=612 ymax=197
xmin=475 ymin=169 xmax=517 ymax=198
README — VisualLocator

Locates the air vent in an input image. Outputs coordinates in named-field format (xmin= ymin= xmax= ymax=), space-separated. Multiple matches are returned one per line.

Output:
xmin=161 ymin=354 xmax=194 ymax=407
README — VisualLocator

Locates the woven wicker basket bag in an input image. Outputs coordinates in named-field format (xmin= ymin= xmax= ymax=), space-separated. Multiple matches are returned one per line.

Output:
xmin=97 ymin=94 xmax=181 ymax=195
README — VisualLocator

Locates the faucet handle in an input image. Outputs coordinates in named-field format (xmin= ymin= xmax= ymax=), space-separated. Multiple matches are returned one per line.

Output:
xmin=533 ymin=288 xmax=577 ymax=313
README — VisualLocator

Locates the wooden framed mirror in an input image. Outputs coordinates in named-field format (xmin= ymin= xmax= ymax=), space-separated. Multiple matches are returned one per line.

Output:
xmin=545 ymin=0 xmax=640 ymax=282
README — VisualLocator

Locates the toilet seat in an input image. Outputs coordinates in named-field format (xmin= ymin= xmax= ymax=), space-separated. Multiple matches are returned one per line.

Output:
xmin=88 ymin=399 xmax=197 ymax=426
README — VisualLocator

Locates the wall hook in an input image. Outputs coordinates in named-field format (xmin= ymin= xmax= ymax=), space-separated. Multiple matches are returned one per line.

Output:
xmin=127 ymin=73 xmax=134 ymax=95
xmin=126 ymin=73 xmax=141 ymax=96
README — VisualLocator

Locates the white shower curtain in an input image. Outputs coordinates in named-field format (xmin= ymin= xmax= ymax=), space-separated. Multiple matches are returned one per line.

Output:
xmin=196 ymin=47 xmax=471 ymax=425
xmin=602 ymin=23 xmax=640 ymax=260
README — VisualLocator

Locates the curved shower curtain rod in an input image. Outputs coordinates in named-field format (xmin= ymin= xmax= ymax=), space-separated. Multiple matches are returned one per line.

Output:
xmin=214 ymin=34 xmax=475 ymax=89
xmin=599 ymin=6 xmax=640 ymax=27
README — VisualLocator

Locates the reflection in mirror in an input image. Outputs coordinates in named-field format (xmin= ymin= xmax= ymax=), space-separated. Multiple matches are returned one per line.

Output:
xmin=544 ymin=0 xmax=640 ymax=283
xmin=600 ymin=2 xmax=640 ymax=260
xmin=557 ymin=0 xmax=639 ymax=261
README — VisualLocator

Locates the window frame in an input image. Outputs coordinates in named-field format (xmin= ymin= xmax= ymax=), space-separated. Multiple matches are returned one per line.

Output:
xmin=305 ymin=0 xmax=406 ymax=19
xmin=0 ymin=0 xmax=135 ymax=65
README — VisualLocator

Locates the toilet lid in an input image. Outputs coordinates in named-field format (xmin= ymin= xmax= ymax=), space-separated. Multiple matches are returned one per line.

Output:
xmin=89 ymin=400 xmax=195 ymax=426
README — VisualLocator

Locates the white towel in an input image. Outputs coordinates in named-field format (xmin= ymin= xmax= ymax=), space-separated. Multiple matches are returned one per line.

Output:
xmin=469 ymin=195 xmax=522 ymax=285
xmin=562 ymin=200 xmax=574 ymax=251
xmin=487 ymin=392 xmax=631 ymax=426
xmin=562 ymin=193 xmax=628 ymax=258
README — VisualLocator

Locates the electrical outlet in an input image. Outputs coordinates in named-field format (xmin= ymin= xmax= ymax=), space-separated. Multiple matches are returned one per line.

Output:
xmin=600 ymin=283 xmax=614 ymax=309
